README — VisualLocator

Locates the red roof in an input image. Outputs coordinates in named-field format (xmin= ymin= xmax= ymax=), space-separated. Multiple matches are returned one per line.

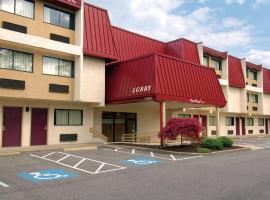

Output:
xmin=112 ymin=26 xmax=165 ymax=61
xmin=263 ymin=68 xmax=270 ymax=94
xmin=228 ymin=55 xmax=245 ymax=88
xmin=203 ymin=46 xmax=227 ymax=59
xmin=45 ymin=0 xmax=81 ymax=10
xmin=246 ymin=62 xmax=262 ymax=71
xmin=165 ymin=39 xmax=200 ymax=64
xmin=106 ymin=54 xmax=226 ymax=107
xmin=83 ymin=3 xmax=118 ymax=61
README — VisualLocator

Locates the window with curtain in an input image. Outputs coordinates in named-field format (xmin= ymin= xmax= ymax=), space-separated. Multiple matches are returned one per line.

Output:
xmin=43 ymin=56 xmax=74 ymax=77
xmin=247 ymin=118 xmax=254 ymax=126
xmin=55 ymin=109 xmax=83 ymax=126
xmin=209 ymin=116 xmax=216 ymax=126
xmin=0 ymin=0 xmax=34 ymax=19
xmin=226 ymin=117 xmax=234 ymax=126
xmin=44 ymin=6 xmax=75 ymax=29
xmin=0 ymin=48 xmax=33 ymax=72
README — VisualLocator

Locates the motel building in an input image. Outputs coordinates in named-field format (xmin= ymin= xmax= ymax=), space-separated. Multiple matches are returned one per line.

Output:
xmin=0 ymin=0 xmax=270 ymax=149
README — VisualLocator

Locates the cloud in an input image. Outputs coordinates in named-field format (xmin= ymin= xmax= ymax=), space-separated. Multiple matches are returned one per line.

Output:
xmin=225 ymin=0 xmax=245 ymax=5
xmin=247 ymin=49 xmax=270 ymax=67
xmin=253 ymin=0 xmax=270 ymax=8
xmin=87 ymin=0 xmax=252 ymax=50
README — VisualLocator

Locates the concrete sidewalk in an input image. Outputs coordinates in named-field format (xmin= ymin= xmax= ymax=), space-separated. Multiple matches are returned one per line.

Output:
xmin=0 ymin=142 xmax=102 ymax=156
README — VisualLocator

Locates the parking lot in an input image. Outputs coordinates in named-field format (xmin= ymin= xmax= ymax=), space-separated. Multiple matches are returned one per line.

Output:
xmin=1 ymin=144 xmax=270 ymax=200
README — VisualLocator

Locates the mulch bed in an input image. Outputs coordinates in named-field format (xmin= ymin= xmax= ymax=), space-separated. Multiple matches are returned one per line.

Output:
xmin=115 ymin=143 xmax=244 ymax=153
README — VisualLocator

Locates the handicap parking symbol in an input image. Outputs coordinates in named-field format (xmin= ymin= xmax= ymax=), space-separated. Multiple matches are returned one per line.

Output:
xmin=122 ymin=157 xmax=161 ymax=165
xmin=18 ymin=169 xmax=78 ymax=183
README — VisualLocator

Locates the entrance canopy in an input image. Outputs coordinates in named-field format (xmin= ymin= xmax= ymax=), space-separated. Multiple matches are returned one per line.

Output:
xmin=106 ymin=54 xmax=226 ymax=107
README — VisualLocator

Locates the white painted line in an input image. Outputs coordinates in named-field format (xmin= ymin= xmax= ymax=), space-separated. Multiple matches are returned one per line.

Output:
xmin=42 ymin=152 xmax=56 ymax=158
xmin=95 ymin=163 xmax=105 ymax=173
xmin=0 ymin=181 xmax=9 ymax=188
xmin=132 ymin=149 xmax=135 ymax=154
xmin=170 ymin=154 xmax=176 ymax=161
xmin=150 ymin=152 xmax=155 ymax=157
xmin=175 ymin=155 xmax=202 ymax=161
xmin=73 ymin=158 xmax=86 ymax=168
xmin=30 ymin=152 xmax=126 ymax=175
xmin=56 ymin=155 xmax=70 ymax=162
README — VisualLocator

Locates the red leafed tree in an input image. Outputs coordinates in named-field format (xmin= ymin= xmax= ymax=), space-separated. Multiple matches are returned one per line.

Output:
xmin=159 ymin=118 xmax=203 ymax=145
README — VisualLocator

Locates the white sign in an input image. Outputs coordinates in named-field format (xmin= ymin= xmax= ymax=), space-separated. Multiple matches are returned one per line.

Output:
xmin=190 ymin=98 xmax=205 ymax=104
xmin=132 ymin=85 xmax=152 ymax=94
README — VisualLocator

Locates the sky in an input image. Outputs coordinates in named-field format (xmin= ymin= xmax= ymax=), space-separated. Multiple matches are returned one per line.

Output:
xmin=87 ymin=0 xmax=270 ymax=68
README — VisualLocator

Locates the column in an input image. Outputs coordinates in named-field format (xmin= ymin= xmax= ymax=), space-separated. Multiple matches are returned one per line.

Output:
xmin=216 ymin=107 xmax=220 ymax=137
xmin=160 ymin=101 xmax=166 ymax=146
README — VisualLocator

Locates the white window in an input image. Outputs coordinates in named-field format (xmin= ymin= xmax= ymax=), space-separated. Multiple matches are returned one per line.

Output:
xmin=0 ymin=48 xmax=33 ymax=72
xmin=55 ymin=109 xmax=83 ymax=126
xmin=226 ymin=117 xmax=234 ymax=126
xmin=43 ymin=56 xmax=74 ymax=77
xmin=209 ymin=116 xmax=216 ymax=126
xmin=0 ymin=0 xmax=34 ymax=19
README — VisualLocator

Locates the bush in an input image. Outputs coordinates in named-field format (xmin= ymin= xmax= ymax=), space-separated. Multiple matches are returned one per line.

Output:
xmin=196 ymin=147 xmax=211 ymax=153
xmin=202 ymin=138 xmax=223 ymax=150
xmin=218 ymin=136 xmax=233 ymax=147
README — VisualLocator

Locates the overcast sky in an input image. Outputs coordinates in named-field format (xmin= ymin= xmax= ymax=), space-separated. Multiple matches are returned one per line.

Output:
xmin=87 ymin=0 xmax=270 ymax=68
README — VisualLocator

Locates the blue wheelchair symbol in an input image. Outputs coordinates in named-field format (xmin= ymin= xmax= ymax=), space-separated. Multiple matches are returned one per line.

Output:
xmin=18 ymin=169 xmax=78 ymax=183
xmin=122 ymin=157 xmax=161 ymax=165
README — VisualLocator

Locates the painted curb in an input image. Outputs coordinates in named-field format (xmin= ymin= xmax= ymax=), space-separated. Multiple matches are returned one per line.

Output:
xmin=105 ymin=144 xmax=251 ymax=156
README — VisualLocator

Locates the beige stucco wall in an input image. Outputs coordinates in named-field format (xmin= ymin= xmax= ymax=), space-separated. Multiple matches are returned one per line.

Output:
xmin=263 ymin=94 xmax=270 ymax=115
xmin=227 ymin=87 xmax=246 ymax=113
xmin=0 ymin=99 xmax=102 ymax=147
xmin=0 ymin=42 xmax=75 ymax=101
xmin=0 ymin=0 xmax=75 ymax=44
xmin=81 ymin=57 xmax=105 ymax=104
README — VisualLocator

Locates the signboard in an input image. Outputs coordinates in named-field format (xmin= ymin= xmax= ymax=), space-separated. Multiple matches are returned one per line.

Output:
xmin=18 ymin=169 xmax=78 ymax=183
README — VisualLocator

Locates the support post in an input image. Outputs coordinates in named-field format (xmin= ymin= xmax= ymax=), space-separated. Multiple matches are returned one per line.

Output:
xmin=216 ymin=107 xmax=220 ymax=137
xmin=160 ymin=101 xmax=166 ymax=146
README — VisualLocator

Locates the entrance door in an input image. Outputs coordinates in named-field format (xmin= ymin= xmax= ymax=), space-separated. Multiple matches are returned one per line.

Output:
xmin=31 ymin=108 xmax=47 ymax=146
xmin=241 ymin=118 xmax=246 ymax=135
xmin=266 ymin=119 xmax=269 ymax=134
xmin=236 ymin=117 xmax=240 ymax=136
xmin=2 ymin=107 xmax=22 ymax=147
xmin=201 ymin=115 xmax=207 ymax=137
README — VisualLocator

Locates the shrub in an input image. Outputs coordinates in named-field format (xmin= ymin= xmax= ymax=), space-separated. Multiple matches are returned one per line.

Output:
xmin=218 ymin=136 xmax=233 ymax=147
xmin=159 ymin=117 xmax=203 ymax=145
xmin=202 ymin=138 xmax=223 ymax=150
xmin=196 ymin=147 xmax=211 ymax=153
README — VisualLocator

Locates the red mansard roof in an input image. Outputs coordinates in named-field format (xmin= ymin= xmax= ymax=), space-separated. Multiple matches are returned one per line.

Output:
xmin=263 ymin=68 xmax=270 ymax=94
xmin=228 ymin=55 xmax=245 ymax=88
xmin=45 ymin=0 xmax=81 ymax=10
xmin=106 ymin=54 xmax=226 ymax=107
xmin=203 ymin=46 xmax=227 ymax=59
xmin=165 ymin=39 xmax=200 ymax=64
xmin=246 ymin=62 xmax=262 ymax=71
xmin=83 ymin=3 xmax=119 ymax=61
xmin=112 ymin=26 xmax=165 ymax=61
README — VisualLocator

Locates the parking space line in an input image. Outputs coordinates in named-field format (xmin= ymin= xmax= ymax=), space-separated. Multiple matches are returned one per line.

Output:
xmin=0 ymin=181 xmax=9 ymax=188
xmin=103 ymin=148 xmax=201 ymax=161
xmin=30 ymin=152 xmax=126 ymax=175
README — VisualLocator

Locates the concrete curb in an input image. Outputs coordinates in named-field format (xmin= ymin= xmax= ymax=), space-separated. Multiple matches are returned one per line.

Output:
xmin=0 ymin=152 xmax=21 ymax=157
xmin=63 ymin=146 xmax=97 ymax=152
xmin=105 ymin=144 xmax=251 ymax=156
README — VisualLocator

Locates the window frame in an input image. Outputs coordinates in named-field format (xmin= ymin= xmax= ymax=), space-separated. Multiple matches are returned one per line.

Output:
xmin=54 ymin=109 xmax=83 ymax=126
xmin=42 ymin=56 xmax=74 ymax=78
xmin=250 ymin=94 xmax=259 ymax=103
xmin=178 ymin=114 xmax=192 ymax=118
xmin=258 ymin=118 xmax=264 ymax=126
xmin=203 ymin=56 xmax=209 ymax=66
xmin=209 ymin=116 xmax=216 ymax=126
xmin=211 ymin=58 xmax=222 ymax=71
xmin=247 ymin=118 xmax=254 ymax=126
xmin=226 ymin=117 xmax=234 ymax=126
xmin=0 ymin=0 xmax=35 ymax=19
xmin=0 ymin=47 xmax=33 ymax=73
xmin=43 ymin=5 xmax=75 ymax=30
